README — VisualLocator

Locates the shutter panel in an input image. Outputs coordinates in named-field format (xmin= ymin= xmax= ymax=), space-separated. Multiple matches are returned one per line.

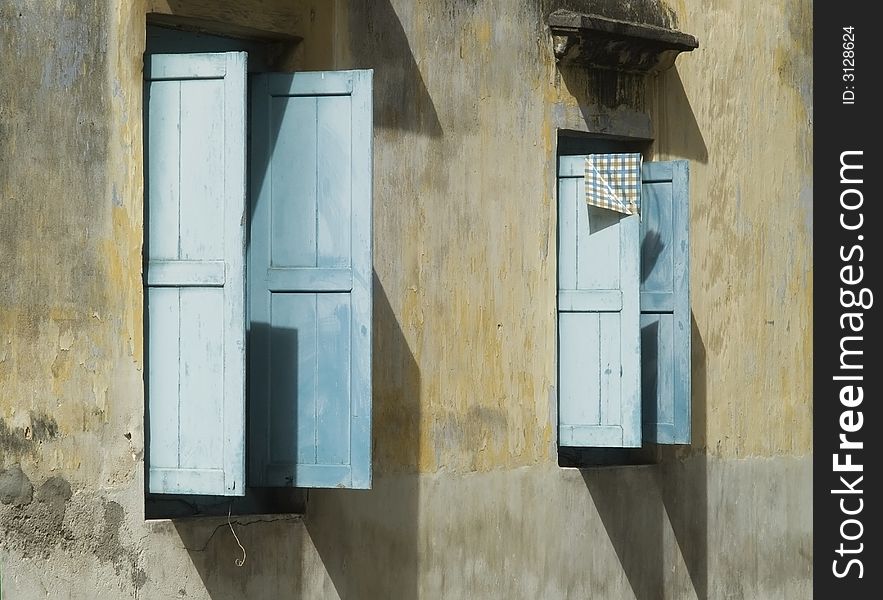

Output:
xmin=249 ymin=70 xmax=373 ymax=488
xmin=640 ymin=161 xmax=691 ymax=444
xmin=557 ymin=155 xmax=641 ymax=448
xmin=145 ymin=52 xmax=247 ymax=495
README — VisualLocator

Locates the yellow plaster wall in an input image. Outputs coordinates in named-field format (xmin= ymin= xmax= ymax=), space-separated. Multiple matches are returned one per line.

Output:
xmin=0 ymin=0 xmax=811 ymax=486
xmin=0 ymin=0 xmax=144 ymax=486
xmin=649 ymin=0 xmax=813 ymax=457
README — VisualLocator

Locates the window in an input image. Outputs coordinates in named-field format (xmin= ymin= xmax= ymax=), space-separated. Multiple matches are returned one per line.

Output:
xmin=557 ymin=143 xmax=691 ymax=450
xmin=143 ymin=50 xmax=373 ymax=497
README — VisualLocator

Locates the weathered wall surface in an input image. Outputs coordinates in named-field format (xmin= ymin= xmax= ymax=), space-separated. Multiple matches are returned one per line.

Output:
xmin=648 ymin=0 xmax=813 ymax=458
xmin=1 ymin=0 xmax=811 ymax=598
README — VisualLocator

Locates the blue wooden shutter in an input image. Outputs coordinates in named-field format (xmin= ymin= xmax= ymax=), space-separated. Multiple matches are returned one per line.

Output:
xmin=249 ymin=71 xmax=373 ymax=488
xmin=557 ymin=156 xmax=641 ymax=448
xmin=145 ymin=53 xmax=247 ymax=495
xmin=640 ymin=161 xmax=691 ymax=444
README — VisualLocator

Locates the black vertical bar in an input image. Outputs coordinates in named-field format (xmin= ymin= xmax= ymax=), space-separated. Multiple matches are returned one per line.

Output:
xmin=815 ymin=2 xmax=880 ymax=596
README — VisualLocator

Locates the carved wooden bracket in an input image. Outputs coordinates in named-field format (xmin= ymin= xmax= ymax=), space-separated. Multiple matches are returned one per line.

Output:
xmin=548 ymin=10 xmax=698 ymax=73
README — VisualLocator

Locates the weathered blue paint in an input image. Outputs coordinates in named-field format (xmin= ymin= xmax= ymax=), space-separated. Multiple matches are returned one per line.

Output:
xmin=249 ymin=70 xmax=373 ymax=489
xmin=641 ymin=161 xmax=691 ymax=444
xmin=145 ymin=52 xmax=247 ymax=496
xmin=557 ymin=155 xmax=641 ymax=448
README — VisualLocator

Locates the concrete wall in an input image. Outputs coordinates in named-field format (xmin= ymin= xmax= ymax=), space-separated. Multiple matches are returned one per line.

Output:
xmin=0 ymin=0 xmax=812 ymax=598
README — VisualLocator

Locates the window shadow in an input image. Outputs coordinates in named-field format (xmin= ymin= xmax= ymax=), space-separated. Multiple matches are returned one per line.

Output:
xmin=161 ymin=324 xmax=308 ymax=599
xmin=657 ymin=313 xmax=708 ymax=600
xmin=587 ymin=204 xmax=625 ymax=234
xmin=580 ymin=315 xmax=707 ymax=599
xmin=165 ymin=302 xmax=417 ymax=599
xmin=581 ymin=464 xmax=665 ymax=599
xmin=305 ymin=275 xmax=421 ymax=599
xmin=344 ymin=0 xmax=442 ymax=138
xmin=640 ymin=319 xmax=660 ymax=428
xmin=170 ymin=512 xmax=306 ymax=599
xmin=640 ymin=229 xmax=664 ymax=283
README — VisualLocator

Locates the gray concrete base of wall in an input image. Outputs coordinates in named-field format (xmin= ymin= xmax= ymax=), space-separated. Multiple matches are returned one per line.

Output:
xmin=1 ymin=455 xmax=811 ymax=599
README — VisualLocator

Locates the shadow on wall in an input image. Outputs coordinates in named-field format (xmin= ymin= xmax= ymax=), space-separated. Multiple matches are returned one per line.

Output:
xmin=148 ymin=0 xmax=429 ymax=596
xmin=166 ymin=281 xmax=421 ymax=599
xmin=300 ymin=2 xmax=430 ymax=594
xmin=647 ymin=67 xmax=708 ymax=164
xmin=172 ymin=514 xmax=306 ymax=599
xmin=305 ymin=275 xmax=421 ymax=599
xmin=345 ymin=0 xmax=442 ymax=137
xmin=555 ymin=63 xmax=707 ymax=165
xmin=582 ymin=317 xmax=708 ymax=600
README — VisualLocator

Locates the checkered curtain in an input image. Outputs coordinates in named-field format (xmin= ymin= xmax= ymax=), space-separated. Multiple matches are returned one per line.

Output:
xmin=584 ymin=153 xmax=642 ymax=215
